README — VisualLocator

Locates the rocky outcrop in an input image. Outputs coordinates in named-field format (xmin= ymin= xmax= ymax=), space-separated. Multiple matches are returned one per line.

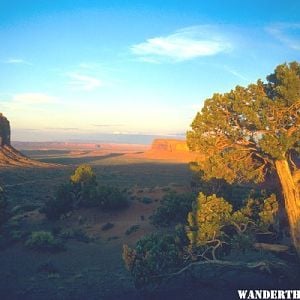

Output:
xmin=0 ymin=114 xmax=11 ymax=146
xmin=0 ymin=114 xmax=53 ymax=167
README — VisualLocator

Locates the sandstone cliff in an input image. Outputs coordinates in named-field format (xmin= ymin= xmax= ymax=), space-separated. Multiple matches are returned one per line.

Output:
xmin=0 ymin=114 xmax=52 ymax=167
xmin=142 ymin=138 xmax=197 ymax=162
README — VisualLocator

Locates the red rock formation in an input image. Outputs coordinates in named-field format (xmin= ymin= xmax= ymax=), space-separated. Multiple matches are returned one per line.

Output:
xmin=0 ymin=114 xmax=54 ymax=167
xmin=142 ymin=139 xmax=197 ymax=162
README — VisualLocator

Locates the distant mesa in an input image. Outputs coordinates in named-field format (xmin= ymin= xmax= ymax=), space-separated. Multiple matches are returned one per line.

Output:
xmin=151 ymin=139 xmax=189 ymax=152
xmin=142 ymin=138 xmax=198 ymax=162
xmin=0 ymin=113 xmax=53 ymax=167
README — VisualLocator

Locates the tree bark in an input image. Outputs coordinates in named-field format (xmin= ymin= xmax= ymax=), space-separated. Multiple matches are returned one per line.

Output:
xmin=275 ymin=159 xmax=300 ymax=257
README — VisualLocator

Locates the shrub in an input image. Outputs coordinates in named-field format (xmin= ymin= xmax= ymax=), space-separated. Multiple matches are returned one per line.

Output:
xmin=101 ymin=222 xmax=114 ymax=231
xmin=41 ymin=183 xmax=74 ymax=220
xmin=97 ymin=186 xmax=128 ymax=210
xmin=125 ymin=224 xmax=140 ymax=235
xmin=0 ymin=187 xmax=8 ymax=228
xmin=186 ymin=193 xmax=279 ymax=258
xmin=70 ymin=164 xmax=97 ymax=186
xmin=123 ymin=233 xmax=184 ymax=289
xmin=26 ymin=231 xmax=64 ymax=252
xmin=69 ymin=164 xmax=98 ymax=208
xmin=150 ymin=192 xmax=195 ymax=227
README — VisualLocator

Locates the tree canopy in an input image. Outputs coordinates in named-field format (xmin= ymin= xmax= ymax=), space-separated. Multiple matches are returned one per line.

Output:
xmin=187 ymin=62 xmax=300 ymax=256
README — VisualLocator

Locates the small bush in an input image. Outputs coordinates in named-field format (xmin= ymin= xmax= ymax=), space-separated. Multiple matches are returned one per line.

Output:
xmin=97 ymin=186 xmax=128 ymax=210
xmin=139 ymin=197 xmax=153 ymax=204
xmin=123 ymin=233 xmax=184 ymax=289
xmin=41 ymin=183 xmax=74 ymax=220
xmin=125 ymin=225 xmax=140 ymax=235
xmin=26 ymin=231 xmax=64 ymax=252
xmin=101 ymin=222 xmax=114 ymax=231
xmin=59 ymin=228 xmax=91 ymax=243
xmin=70 ymin=164 xmax=97 ymax=185
xmin=150 ymin=192 xmax=196 ymax=227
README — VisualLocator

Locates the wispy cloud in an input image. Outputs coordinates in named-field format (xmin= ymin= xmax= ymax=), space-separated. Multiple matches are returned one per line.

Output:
xmin=13 ymin=93 xmax=58 ymax=104
xmin=67 ymin=72 xmax=103 ymax=91
xmin=131 ymin=25 xmax=232 ymax=63
xmin=223 ymin=66 xmax=248 ymax=81
xmin=93 ymin=124 xmax=124 ymax=127
xmin=266 ymin=23 xmax=300 ymax=50
xmin=4 ymin=58 xmax=32 ymax=65
xmin=44 ymin=127 xmax=79 ymax=131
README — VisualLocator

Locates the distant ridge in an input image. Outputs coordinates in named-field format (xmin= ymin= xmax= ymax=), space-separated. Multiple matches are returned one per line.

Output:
xmin=0 ymin=114 xmax=54 ymax=167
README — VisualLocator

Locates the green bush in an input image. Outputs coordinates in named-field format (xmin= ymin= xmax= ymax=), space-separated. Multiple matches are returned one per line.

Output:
xmin=70 ymin=164 xmax=97 ymax=185
xmin=150 ymin=192 xmax=195 ymax=227
xmin=26 ymin=231 xmax=64 ymax=252
xmin=123 ymin=233 xmax=184 ymax=289
xmin=97 ymin=186 xmax=128 ymax=210
xmin=41 ymin=183 xmax=74 ymax=220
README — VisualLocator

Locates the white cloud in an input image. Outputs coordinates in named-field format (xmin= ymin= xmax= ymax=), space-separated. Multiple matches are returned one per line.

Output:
xmin=13 ymin=93 xmax=57 ymax=104
xmin=67 ymin=72 xmax=103 ymax=91
xmin=4 ymin=58 xmax=32 ymax=65
xmin=266 ymin=23 xmax=300 ymax=50
xmin=131 ymin=25 xmax=232 ymax=63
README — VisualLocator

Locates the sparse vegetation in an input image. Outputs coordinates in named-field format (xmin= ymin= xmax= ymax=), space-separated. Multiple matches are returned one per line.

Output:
xmin=124 ymin=192 xmax=284 ymax=289
xmin=26 ymin=231 xmax=65 ymax=252
xmin=0 ymin=187 xmax=8 ymax=229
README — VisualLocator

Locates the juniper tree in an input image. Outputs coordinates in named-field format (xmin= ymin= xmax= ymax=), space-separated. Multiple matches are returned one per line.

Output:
xmin=187 ymin=62 xmax=300 ymax=255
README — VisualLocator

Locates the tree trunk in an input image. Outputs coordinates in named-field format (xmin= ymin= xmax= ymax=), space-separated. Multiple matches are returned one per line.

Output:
xmin=275 ymin=159 xmax=300 ymax=257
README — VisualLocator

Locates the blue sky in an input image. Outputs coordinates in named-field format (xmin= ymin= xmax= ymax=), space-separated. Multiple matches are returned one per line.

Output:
xmin=0 ymin=0 xmax=299 ymax=143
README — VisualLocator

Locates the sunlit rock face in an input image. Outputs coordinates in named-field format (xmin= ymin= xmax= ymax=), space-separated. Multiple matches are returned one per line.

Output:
xmin=0 ymin=114 xmax=10 ymax=147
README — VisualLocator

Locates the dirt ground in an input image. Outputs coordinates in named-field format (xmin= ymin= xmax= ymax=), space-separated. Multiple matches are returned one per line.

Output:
xmin=0 ymin=148 xmax=298 ymax=300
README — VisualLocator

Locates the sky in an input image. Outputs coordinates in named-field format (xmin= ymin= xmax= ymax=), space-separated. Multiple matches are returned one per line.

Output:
xmin=0 ymin=0 xmax=299 ymax=143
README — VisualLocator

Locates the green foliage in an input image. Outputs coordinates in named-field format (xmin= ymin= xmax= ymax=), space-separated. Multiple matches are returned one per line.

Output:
xmin=187 ymin=193 xmax=232 ymax=247
xmin=124 ymin=192 xmax=280 ymax=289
xmin=0 ymin=187 xmax=8 ymax=228
xmin=26 ymin=231 xmax=64 ymax=252
xmin=96 ymin=185 xmax=128 ymax=210
xmin=187 ymin=62 xmax=300 ymax=183
xmin=70 ymin=164 xmax=97 ymax=185
xmin=186 ymin=193 xmax=279 ymax=257
xmin=122 ymin=233 xmax=184 ymax=289
xmin=151 ymin=192 xmax=196 ymax=227
xmin=70 ymin=165 xmax=98 ymax=207
xmin=41 ymin=183 xmax=74 ymax=220
xmin=42 ymin=165 xmax=128 ymax=220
